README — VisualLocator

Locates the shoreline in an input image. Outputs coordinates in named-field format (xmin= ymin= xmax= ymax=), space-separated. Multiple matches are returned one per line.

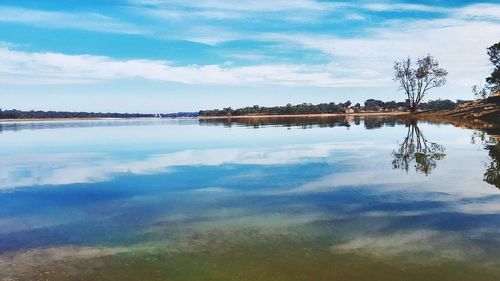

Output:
xmin=198 ymin=112 xmax=409 ymax=119
xmin=0 ymin=117 xmax=117 ymax=123
xmin=0 ymin=112 xmax=409 ymax=122
xmin=0 ymin=117 xmax=174 ymax=123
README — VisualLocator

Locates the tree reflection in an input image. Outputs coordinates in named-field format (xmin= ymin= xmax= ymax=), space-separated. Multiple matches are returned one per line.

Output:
xmin=471 ymin=130 xmax=500 ymax=189
xmin=483 ymin=143 xmax=500 ymax=188
xmin=392 ymin=119 xmax=446 ymax=175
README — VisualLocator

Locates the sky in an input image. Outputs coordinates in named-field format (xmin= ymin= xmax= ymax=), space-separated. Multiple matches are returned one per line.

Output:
xmin=0 ymin=0 xmax=499 ymax=113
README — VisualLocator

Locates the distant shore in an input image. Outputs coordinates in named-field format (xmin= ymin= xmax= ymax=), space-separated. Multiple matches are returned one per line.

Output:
xmin=0 ymin=117 xmax=186 ymax=122
xmin=0 ymin=117 xmax=115 ymax=122
xmin=0 ymin=112 xmax=410 ymax=122
xmin=198 ymin=112 xmax=408 ymax=119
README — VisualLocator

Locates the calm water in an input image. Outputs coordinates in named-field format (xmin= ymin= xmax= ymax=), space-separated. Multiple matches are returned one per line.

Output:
xmin=1 ymin=116 xmax=500 ymax=280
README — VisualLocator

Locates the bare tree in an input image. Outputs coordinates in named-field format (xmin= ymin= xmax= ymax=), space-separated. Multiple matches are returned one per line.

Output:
xmin=393 ymin=55 xmax=448 ymax=112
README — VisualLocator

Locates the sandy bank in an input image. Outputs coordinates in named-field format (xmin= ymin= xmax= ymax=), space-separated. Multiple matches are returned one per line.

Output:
xmin=198 ymin=112 xmax=408 ymax=119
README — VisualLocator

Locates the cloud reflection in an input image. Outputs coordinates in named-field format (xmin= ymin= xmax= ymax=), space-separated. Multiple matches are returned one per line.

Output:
xmin=331 ymin=230 xmax=483 ymax=261
xmin=0 ymin=142 xmax=370 ymax=189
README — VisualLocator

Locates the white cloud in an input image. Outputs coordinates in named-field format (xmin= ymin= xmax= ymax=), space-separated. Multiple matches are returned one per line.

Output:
xmin=0 ymin=6 xmax=145 ymax=34
xmin=344 ymin=13 xmax=366 ymax=21
xmin=131 ymin=2 xmax=500 ymax=96
xmin=0 ymin=47 xmax=388 ymax=87
xmin=263 ymin=16 xmax=500 ymax=90
xmin=129 ymin=0 xmax=347 ymax=24
xmin=453 ymin=3 xmax=500 ymax=20
xmin=362 ymin=3 xmax=446 ymax=13
xmin=130 ymin=0 xmax=340 ymax=13
xmin=1 ymin=2 xmax=499 ymax=99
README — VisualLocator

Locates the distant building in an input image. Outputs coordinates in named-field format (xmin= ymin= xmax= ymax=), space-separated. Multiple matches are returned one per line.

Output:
xmin=345 ymin=107 xmax=355 ymax=114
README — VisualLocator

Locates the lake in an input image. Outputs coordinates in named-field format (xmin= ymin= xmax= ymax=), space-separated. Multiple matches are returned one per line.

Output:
xmin=1 ymin=116 xmax=500 ymax=280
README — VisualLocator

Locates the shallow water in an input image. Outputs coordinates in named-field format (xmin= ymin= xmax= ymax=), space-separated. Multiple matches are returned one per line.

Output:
xmin=1 ymin=116 xmax=500 ymax=280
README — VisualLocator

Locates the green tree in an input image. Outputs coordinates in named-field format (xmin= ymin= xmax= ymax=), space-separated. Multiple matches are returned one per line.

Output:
xmin=393 ymin=55 xmax=448 ymax=112
xmin=472 ymin=84 xmax=490 ymax=100
xmin=486 ymin=42 xmax=500 ymax=93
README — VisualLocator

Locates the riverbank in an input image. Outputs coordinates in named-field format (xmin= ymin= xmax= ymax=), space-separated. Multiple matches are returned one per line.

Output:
xmin=198 ymin=111 xmax=408 ymax=119
xmin=415 ymin=97 xmax=500 ymax=120
xmin=0 ymin=112 xmax=409 ymax=122
xmin=1 ymin=106 xmax=497 ymax=126
xmin=0 ymin=117 xmax=111 ymax=122
xmin=413 ymin=98 xmax=500 ymax=130
xmin=0 ymin=117 xmax=191 ymax=122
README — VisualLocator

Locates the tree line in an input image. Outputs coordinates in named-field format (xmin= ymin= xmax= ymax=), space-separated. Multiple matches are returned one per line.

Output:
xmin=198 ymin=99 xmax=465 ymax=117
xmin=200 ymin=101 xmax=354 ymax=117
xmin=0 ymin=109 xmax=198 ymax=119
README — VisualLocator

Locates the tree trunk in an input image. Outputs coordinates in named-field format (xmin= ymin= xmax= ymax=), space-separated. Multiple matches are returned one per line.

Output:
xmin=410 ymin=103 xmax=417 ymax=113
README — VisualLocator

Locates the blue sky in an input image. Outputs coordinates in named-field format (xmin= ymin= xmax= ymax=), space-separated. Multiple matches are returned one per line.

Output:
xmin=0 ymin=0 xmax=499 ymax=113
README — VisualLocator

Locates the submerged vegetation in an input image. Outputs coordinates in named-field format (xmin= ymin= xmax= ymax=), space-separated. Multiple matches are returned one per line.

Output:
xmin=4 ymin=116 xmax=500 ymax=280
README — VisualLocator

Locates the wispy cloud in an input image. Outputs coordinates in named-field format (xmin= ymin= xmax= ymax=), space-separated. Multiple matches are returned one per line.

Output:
xmin=0 ymin=6 xmax=146 ymax=34
xmin=128 ymin=0 xmax=349 ymax=25
xmin=344 ymin=13 xmax=366 ymax=21
xmin=263 ymin=16 xmax=500 ymax=89
xmin=130 ymin=2 xmax=500 ymax=93
xmin=0 ymin=47 xmax=388 ymax=87
xmin=1 ymin=1 xmax=499 ymax=102
xmin=452 ymin=3 xmax=500 ymax=20
xmin=362 ymin=3 xmax=447 ymax=13
xmin=130 ymin=0 xmax=342 ymax=13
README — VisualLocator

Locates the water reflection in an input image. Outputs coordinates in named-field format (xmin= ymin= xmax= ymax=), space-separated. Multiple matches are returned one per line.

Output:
xmin=471 ymin=130 xmax=500 ymax=189
xmin=484 ymin=141 xmax=500 ymax=189
xmin=2 ymin=117 xmax=500 ymax=280
xmin=199 ymin=116 xmax=352 ymax=129
xmin=0 ymin=119 xmax=198 ymax=133
xmin=392 ymin=119 xmax=446 ymax=175
xmin=199 ymin=115 xmax=408 ymax=129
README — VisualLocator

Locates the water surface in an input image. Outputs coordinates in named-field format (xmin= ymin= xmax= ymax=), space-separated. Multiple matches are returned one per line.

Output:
xmin=1 ymin=116 xmax=500 ymax=280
